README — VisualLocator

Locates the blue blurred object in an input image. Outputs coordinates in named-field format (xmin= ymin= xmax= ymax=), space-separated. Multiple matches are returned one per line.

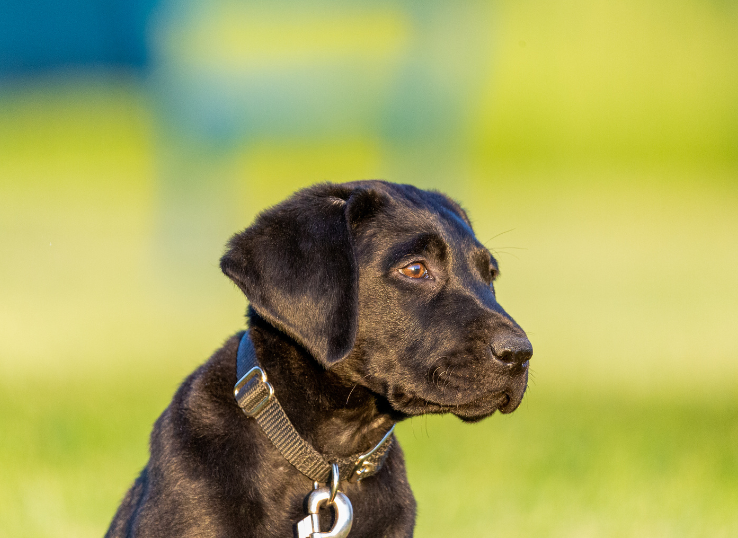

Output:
xmin=0 ymin=0 xmax=158 ymax=75
xmin=148 ymin=1 xmax=495 ymax=146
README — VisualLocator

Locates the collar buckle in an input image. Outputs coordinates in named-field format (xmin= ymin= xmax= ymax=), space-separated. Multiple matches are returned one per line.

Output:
xmin=234 ymin=366 xmax=274 ymax=417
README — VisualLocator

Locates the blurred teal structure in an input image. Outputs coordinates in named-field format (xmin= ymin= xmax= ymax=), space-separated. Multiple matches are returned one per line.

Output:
xmin=0 ymin=0 xmax=155 ymax=73
xmin=1 ymin=1 xmax=737 ymax=537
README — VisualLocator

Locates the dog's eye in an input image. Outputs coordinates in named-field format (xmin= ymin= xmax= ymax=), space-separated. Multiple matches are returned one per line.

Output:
xmin=399 ymin=262 xmax=429 ymax=279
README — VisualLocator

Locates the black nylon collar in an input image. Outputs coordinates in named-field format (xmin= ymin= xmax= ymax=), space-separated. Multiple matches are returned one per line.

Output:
xmin=233 ymin=331 xmax=395 ymax=483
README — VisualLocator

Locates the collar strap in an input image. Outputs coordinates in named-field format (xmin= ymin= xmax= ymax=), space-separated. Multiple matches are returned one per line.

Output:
xmin=233 ymin=331 xmax=395 ymax=483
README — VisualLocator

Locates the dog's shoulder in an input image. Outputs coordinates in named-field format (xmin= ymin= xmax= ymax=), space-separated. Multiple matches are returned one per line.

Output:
xmin=158 ymin=331 xmax=275 ymax=466
xmin=109 ymin=333 xmax=283 ymax=537
xmin=173 ymin=332 xmax=243 ymax=430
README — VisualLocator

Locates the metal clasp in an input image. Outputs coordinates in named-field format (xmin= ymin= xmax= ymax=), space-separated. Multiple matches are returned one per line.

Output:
xmin=348 ymin=424 xmax=395 ymax=483
xmin=295 ymin=487 xmax=353 ymax=538
xmin=233 ymin=366 xmax=274 ymax=417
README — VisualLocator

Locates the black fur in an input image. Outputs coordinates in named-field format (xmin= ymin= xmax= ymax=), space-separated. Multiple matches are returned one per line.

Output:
xmin=106 ymin=181 xmax=532 ymax=537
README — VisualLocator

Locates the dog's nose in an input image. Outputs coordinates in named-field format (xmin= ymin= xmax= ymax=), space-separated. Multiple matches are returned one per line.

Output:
xmin=491 ymin=335 xmax=532 ymax=368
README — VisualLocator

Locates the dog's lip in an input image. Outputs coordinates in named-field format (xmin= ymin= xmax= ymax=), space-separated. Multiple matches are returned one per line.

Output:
xmin=498 ymin=391 xmax=518 ymax=414
xmin=387 ymin=389 xmax=511 ymax=418
xmin=451 ymin=390 xmax=515 ymax=420
xmin=387 ymin=367 xmax=529 ymax=419
xmin=499 ymin=371 xmax=528 ymax=414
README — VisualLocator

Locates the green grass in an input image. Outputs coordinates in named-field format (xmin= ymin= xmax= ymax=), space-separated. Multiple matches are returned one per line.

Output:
xmin=403 ymin=390 xmax=738 ymax=537
xmin=0 ymin=377 xmax=165 ymax=538
xmin=1 ymin=376 xmax=736 ymax=537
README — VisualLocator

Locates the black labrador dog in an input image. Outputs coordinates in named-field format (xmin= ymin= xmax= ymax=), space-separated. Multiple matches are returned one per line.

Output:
xmin=106 ymin=180 xmax=532 ymax=538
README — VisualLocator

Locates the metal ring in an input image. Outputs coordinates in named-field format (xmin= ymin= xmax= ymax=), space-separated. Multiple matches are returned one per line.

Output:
xmin=329 ymin=463 xmax=340 ymax=504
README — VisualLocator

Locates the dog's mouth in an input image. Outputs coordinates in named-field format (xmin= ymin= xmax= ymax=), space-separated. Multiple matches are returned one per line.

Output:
xmin=386 ymin=368 xmax=528 ymax=422
xmin=452 ymin=388 xmax=523 ymax=422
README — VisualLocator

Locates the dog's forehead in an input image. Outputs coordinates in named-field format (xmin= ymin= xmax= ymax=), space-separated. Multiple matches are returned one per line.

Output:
xmin=357 ymin=184 xmax=487 ymax=257
xmin=393 ymin=186 xmax=475 ymax=233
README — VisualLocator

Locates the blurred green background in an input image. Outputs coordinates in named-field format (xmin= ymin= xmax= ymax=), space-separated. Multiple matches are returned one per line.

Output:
xmin=1 ymin=1 xmax=737 ymax=537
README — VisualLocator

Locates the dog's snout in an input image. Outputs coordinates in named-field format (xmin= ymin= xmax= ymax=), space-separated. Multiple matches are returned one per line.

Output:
xmin=491 ymin=335 xmax=532 ymax=368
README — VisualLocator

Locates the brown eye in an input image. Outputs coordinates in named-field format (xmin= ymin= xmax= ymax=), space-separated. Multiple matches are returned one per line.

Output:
xmin=399 ymin=262 xmax=428 ymax=279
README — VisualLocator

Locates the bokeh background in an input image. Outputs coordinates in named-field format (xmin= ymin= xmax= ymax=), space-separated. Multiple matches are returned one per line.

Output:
xmin=1 ymin=1 xmax=737 ymax=536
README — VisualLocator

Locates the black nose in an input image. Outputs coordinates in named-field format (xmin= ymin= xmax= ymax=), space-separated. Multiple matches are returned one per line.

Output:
xmin=491 ymin=335 xmax=533 ymax=368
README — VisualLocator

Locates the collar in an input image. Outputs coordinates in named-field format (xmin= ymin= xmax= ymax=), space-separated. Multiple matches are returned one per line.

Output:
xmin=233 ymin=331 xmax=395 ymax=483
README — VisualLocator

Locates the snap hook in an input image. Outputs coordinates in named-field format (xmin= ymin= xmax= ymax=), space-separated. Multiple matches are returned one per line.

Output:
xmin=295 ymin=486 xmax=353 ymax=538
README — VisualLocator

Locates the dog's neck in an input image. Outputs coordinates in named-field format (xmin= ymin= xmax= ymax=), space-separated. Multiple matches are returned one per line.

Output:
xmin=247 ymin=313 xmax=396 ymax=460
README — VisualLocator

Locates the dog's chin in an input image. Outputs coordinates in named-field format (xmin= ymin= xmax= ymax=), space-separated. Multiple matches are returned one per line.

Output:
xmin=453 ymin=389 xmax=526 ymax=422
xmin=387 ymin=372 xmax=529 ymax=422
xmin=387 ymin=387 xmax=526 ymax=422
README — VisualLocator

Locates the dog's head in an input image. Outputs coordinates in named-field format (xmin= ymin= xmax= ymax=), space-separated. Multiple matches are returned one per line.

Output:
xmin=221 ymin=181 xmax=531 ymax=422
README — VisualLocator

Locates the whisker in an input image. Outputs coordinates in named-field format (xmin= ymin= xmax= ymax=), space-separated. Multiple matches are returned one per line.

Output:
xmin=483 ymin=228 xmax=516 ymax=243
xmin=490 ymin=249 xmax=521 ymax=261
xmin=432 ymin=366 xmax=442 ymax=387
xmin=345 ymin=383 xmax=359 ymax=405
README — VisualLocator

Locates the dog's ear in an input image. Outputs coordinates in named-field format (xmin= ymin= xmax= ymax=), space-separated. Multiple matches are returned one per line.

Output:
xmin=221 ymin=185 xmax=383 ymax=367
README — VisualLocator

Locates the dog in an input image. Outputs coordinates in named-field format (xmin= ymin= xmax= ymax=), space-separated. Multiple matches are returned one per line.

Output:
xmin=106 ymin=180 xmax=532 ymax=538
